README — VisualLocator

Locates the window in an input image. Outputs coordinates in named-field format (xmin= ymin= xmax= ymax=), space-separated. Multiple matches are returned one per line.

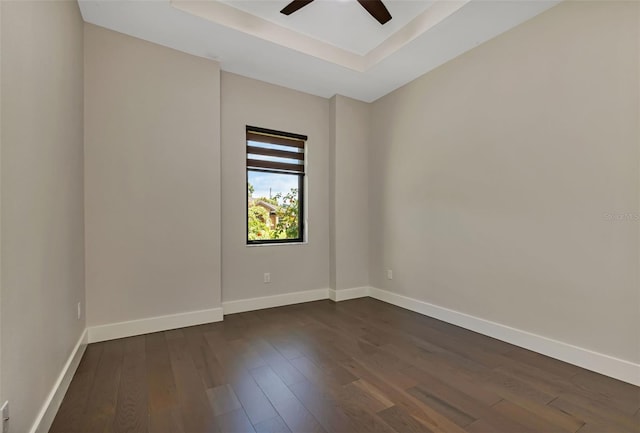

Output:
xmin=246 ymin=126 xmax=306 ymax=244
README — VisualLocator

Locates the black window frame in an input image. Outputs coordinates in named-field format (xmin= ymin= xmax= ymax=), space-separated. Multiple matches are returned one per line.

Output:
xmin=246 ymin=126 xmax=306 ymax=245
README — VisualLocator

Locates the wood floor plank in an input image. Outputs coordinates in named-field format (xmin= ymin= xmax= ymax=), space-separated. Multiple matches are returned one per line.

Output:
xmin=184 ymin=325 xmax=227 ymax=389
xmin=230 ymin=338 xmax=269 ymax=370
xmin=148 ymin=409 xmax=185 ymax=433
xmin=270 ymin=396 xmax=327 ymax=433
xmin=464 ymin=418 xmax=499 ymax=433
xmin=166 ymin=329 xmax=219 ymax=433
xmin=290 ymin=355 xmax=356 ymax=389
xmin=550 ymin=395 xmax=640 ymax=433
xmin=287 ymin=378 xmax=362 ymax=433
xmin=207 ymin=384 xmax=242 ymax=416
xmin=493 ymin=391 xmax=585 ymax=432
xmin=492 ymin=400 xmax=578 ymax=433
xmin=289 ymin=363 xmax=397 ymax=433
xmin=338 ymin=357 xmax=469 ymax=433
xmin=343 ymin=379 xmax=394 ymax=413
xmin=81 ymin=339 xmax=125 ymax=433
xmin=405 ymin=378 xmax=543 ymax=433
xmin=474 ymin=367 xmax=557 ymax=406
xmin=356 ymin=351 xmax=418 ymax=390
xmin=113 ymin=336 xmax=148 ymax=433
xmin=266 ymin=333 xmax=305 ymax=360
xmin=569 ymin=371 xmax=640 ymax=414
xmin=214 ymin=408 xmax=256 ymax=433
xmin=378 ymin=405 xmax=436 ymax=433
xmin=49 ymin=299 xmax=640 ymax=433
xmin=406 ymin=386 xmax=477 ymax=427
xmin=576 ymin=421 xmax=633 ymax=433
xmin=254 ymin=415 xmax=292 ymax=433
xmin=505 ymin=347 xmax=582 ymax=378
xmin=252 ymin=338 xmax=307 ymax=386
xmin=145 ymin=332 xmax=185 ymax=433
xmin=146 ymin=332 xmax=178 ymax=410
xmin=203 ymin=329 xmax=281 ymax=426
xmin=333 ymin=395 xmax=397 ymax=433
xmin=250 ymin=365 xmax=298 ymax=405
xmin=229 ymin=373 xmax=279 ymax=426
xmin=203 ymin=329 xmax=245 ymax=381
xmin=399 ymin=355 xmax=503 ymax=407
xmin=495 ymin=359 xmax=639 ymax=415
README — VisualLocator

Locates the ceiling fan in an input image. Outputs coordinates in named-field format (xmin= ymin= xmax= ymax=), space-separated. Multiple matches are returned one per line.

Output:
xmin=280 ymin=0 xmax=392 ymax=25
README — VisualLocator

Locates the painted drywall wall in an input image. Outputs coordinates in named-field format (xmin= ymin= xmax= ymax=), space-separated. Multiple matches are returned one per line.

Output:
xmin=0 ymin=2 xmax=85 ymax=432
xmin=330 ymin=95 xmax=370 ymax=290
xmin=329 ymin=98 xmax=337 ymax=291
xmin=0 ymin=0 xmax=3 ymax=406
xmin=84 ymin=24 xmax=221 ymax=326
xmin=369 ymin=0 xmax=639 ymax=363
xmin=221 ymin=72 xmax=331 ymax=302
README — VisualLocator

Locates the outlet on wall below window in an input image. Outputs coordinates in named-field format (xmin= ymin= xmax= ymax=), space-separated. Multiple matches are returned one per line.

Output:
xmin=264 ymin=273 xmax=271 ymax=284
xmin=387 ymin=269 xmax=393 ymax=280
xmin=77 ymin=302 xmax=81 ymax=320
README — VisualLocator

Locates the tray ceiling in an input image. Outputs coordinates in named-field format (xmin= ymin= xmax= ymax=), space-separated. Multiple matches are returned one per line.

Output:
xmin=78 ymin=0 xmax=560 ymax=102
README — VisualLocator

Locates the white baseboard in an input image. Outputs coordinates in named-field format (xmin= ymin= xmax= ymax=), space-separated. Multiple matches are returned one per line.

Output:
xmin=223 ymin=288 xmax=330 ymax=315
xmin=328 ymin=286 xmax=371 ymax=302
xmin=87 ymin=307 xmax=223 ymax=343
xmin=29 ymin=328 xmax=88 ymax=433
xmin=86 ymin=285 xmax=369 ymax=344
xmin=369 ymin=287 xmax=640 ymax=386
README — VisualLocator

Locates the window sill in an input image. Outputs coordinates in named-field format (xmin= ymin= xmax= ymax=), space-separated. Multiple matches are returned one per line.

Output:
xmin=246 ymin=241 xmax=308 ymax=248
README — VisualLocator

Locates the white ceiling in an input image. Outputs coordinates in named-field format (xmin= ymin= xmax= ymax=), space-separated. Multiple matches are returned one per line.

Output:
xmin=78 ymin=0 xmax=560 ymax=102
xmin=220 ymin=0 xmax=434 ymax=55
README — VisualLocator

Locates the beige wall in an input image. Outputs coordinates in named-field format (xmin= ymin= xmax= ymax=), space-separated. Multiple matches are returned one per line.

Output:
xmin=330 ymin=95 xmax=370 ymax=290
xmin=0 ymin=0 xmax=3 ymax=405
xmin=369 ymin=1 xmax=640 ymax=363
xmin=1 ymin=2 xmax=85 ymax=432
xmin=221 ymin=72 xmax=330 ymax=301
xmin=84 ymin=24 xmax=221 ymax=326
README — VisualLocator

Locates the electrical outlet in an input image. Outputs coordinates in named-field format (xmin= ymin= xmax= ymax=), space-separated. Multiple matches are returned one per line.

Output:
xmin=263 ymin=273 xmax=271 ymax=284
xmin=77 ymin=302 xmax=81 ymax=320
xmin=387 ymin=269 xmax=393 ymax=280
xmin=1 ymin=400 xmax=9 ymax=433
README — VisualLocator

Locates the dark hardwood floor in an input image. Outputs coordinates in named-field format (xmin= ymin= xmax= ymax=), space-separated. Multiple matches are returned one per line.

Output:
xmin=49 ymin=298 xmax=640 ymax=433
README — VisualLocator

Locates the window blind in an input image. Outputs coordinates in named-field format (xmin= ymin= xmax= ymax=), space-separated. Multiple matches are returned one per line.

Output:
xmin=246 ymin=126 xmax=306 ymax=175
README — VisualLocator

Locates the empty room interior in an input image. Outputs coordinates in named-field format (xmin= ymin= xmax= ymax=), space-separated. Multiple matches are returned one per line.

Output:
xmin=0 ymin=0 xmax=639 ymax=432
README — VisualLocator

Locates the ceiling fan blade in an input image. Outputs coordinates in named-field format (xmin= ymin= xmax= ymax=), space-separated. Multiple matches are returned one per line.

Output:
xmin=280 ymin=0 xmax=314 ymax=15
xmin=357 ymin=0 xmax=392 ymax=24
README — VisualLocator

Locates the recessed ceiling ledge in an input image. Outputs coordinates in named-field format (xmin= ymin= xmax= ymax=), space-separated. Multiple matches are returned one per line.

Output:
xmin=170 ymin=0 xmax=471 ymax=72
xmin=171 ymin=0 xmax=367 ymax=71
